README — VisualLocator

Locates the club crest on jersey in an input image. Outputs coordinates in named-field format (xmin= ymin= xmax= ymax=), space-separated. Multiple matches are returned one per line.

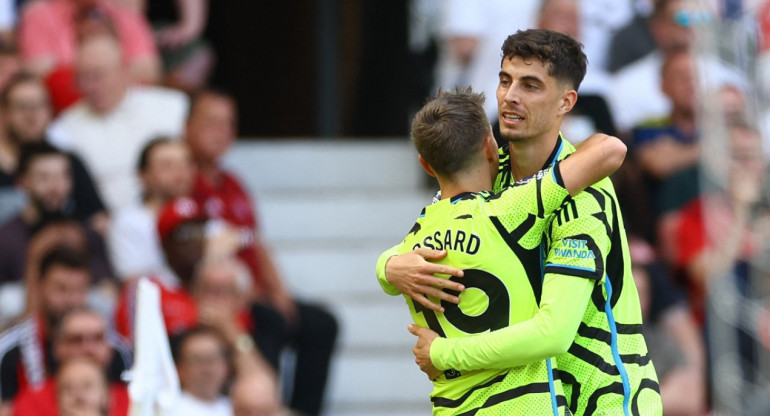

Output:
xmin=554 ymin=238 xmax=595 ymax=259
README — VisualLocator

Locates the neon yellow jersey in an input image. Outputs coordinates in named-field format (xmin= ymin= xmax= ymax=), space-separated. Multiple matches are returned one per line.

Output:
xmin=396 ymin=165 xmax=571 ymax=415
xmin=491 ymin=136 xmax=663 ymax=416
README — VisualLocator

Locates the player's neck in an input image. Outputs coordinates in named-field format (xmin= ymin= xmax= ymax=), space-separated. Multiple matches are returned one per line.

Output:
xmin=437 ymin=167 xmax=493 ymax=200
xmin=507 ymin=131 xmax=560 ymax=181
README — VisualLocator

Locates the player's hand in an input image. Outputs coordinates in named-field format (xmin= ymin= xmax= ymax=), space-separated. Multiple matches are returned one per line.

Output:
xmin=408 ymin=324 xmax=442 ymax=380
xmin=386 ymin=249 xmax=464 ymax=313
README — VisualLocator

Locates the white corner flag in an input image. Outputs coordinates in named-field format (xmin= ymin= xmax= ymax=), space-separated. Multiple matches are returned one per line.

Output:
xmin=127 ymin=278 xmax=180 ymax=416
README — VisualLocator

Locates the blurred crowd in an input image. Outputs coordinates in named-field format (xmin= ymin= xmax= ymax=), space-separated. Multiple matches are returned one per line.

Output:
xmin=0 ymin=1 xmax=338 ymax=416
xmin=416 ymin=0 xmax=770 ymax=414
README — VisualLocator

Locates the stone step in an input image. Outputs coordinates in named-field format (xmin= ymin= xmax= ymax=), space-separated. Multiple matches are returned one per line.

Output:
xmin=324 ymin=348 xmax=433 ymax=415
xmin=256 ymin=189 xmax=434 ymax=244
xmin=222 ymin=139 xmax=439 ymax=416
xmin=270 ymin=243 xmax=402 ymax=299
xmin=224 ymin=139 xmax=428 ymax=193
xmin=324 ymin=297 xmax=415 ymax=351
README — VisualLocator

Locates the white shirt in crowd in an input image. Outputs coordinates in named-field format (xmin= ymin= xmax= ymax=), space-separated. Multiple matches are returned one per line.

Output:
xmin=48 ymin=86 xmax=188 ymax=211
xmin=435 ymin=0 xmax=539 ymax=120
xmin=107 ymin=205 xmax=178 ymax=285
xmin=173 ymin=392 xmax=232 ymax=416
xmin=609 ymin=50 xmax=748 ymax=132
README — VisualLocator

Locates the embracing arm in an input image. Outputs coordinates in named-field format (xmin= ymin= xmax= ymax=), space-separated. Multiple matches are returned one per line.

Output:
xmin=559 ymin=133 xmax=626 ymax=196
xmin=375 ymin=244 xmax=403 ymax=296
xmin=428 ymin=273 xmax=593 ymax=370
xmin=418 ymin=187 xmax=613 ymax=372
xmin=375 ymin=245 xmax=465 ymax=312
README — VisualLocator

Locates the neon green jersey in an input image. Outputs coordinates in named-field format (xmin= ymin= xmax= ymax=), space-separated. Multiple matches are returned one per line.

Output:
xmin=426 ymin=136 xmax=662 ymax=416
xmin=396 ymin=165 xmax=571 ymax=416
xmin=503 ymin=137 xmax=661 ymax=415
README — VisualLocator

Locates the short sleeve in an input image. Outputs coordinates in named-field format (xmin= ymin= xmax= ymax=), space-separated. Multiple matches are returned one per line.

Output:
xmin=543 ymin=187 xmax=610 ymax=282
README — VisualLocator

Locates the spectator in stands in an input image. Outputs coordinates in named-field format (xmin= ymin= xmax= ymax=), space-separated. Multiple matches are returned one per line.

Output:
xmin=536 ymin=0 xmax=618 ymax=139
xmin=17 ymin=0 xmax=160 ymax=85
xmin=608 ymin=0 xmax=745 ymax=133
xmin=607 ymin=0 xmax=662 ymax=73
xmin=12 ymin=307 xmax=131 ymax=416
xmin=0 ymin=73 xmax=107 ymax=230
xmin=106 ymin=0 xmax=213 ymax=93
xmin=172 ymin=327 xmax=233 ymax=416
xmin=621 ymin=49 xmax=700 ymax=242
xmin=230 ymin=370 xmax=287 ymax=416
xmin=48 ymin=34 xmax=188 ymax=211
xmin=0 ymin=247 xmax=130 ymax=411
xmin=55 ymin=357 xmax=111 ymax=416
xmin=191 ymin=257 xmax=283 ymax=374
xmin=433 ymin=0 xmax=540 ymax=122
xmin=113 ymin=203 xmax=283 ymax=402
xmin=661 ymin=123 xmax=768 ymax=328
xmin=0 ymin=42 xmax=20 ymax=103
xmin=185 ymin=89 xmax=338 ymax=416
xmin=172 ymin=325 xmax=273 ymax=416
xmin=629 ymin=235 xmax=707 ymax=415
xmin=113 ymin=196 xmax=204 ymax=339
xmin=633 ymin=50 xmax=699 ymax=182
xmin=145 ymin=0 xmax=214 ymax=93
xmin=0 ymin=143 xmax=114 ymax=320
xmin=107 ymin=137 xmax=193 ymax=285
xmin=113 ymin=196 xmax=275 ymax=344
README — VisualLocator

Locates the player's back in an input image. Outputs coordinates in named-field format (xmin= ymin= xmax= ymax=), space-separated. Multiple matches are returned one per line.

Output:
xmin=398 ymin=175 xmax=571 ymax=415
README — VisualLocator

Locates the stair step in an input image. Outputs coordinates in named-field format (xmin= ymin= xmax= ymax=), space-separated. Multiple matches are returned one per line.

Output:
xmin=224 ymin=139 xmax=429 ymax=193
xmin=271 ymin=244 xmax=401 ymax=299
xmin=256 ymin=190 xmax=433 ymax=243
xmin=221 ymin=139 xmax=443 ymax=416
xmin=325 ymin=349 xmax=433 ymax=413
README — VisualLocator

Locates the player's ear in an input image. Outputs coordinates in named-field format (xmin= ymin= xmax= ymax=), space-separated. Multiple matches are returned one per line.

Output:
xmin=418 ymin=155 xmax=437 ymax=177
xmin=558 ymin=89 xmax=578 ymax=116
xmin=483 ymin=134 xmax=497 ymax=161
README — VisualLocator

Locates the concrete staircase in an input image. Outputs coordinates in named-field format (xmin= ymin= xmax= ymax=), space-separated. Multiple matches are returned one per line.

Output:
xmin=224 ymin=139 xmax=436 ymax=416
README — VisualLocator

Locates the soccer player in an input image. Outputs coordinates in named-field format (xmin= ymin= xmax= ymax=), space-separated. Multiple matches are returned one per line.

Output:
xmin=378 ymin=29 xmax=662 ymax=415
xmin=397 ymin=87 xmax=625 ymax=415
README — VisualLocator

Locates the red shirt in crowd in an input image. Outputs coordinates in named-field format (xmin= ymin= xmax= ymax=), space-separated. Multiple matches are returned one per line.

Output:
xmin=192 ymin=171 xmax=267 ymax=290
xmin=673 ymin=195 xmax=755 ymax=325
xmin=12 ymin=378 xmax=129 ymax=416
xmin=113 ymin=276 xmax=255 ymax=339
xmin=114 ymin=277 xmax=198 ymax=340
xmin=18 ymin=0 xmax=157 ymax=69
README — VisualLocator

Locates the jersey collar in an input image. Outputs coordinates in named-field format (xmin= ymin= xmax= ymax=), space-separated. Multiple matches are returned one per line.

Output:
xmin=541 ymin=133 xmax=566 ymax=170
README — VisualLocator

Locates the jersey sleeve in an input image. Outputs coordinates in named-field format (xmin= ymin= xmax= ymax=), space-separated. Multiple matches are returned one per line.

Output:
xmin=375 ymin=244 xmax=402 ymax=296
xmin=430 ymin=273 xmax=594 ymax=370
xmin=543 ymin=185 xmax=613 ymax=282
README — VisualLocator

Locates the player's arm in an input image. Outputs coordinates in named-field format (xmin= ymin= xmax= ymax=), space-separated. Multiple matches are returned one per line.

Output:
xmin=379 ymin=134 xmax=623 ymax=312
xmin=421 ymin=272 xmax=594 ymax=371
xmin=376 ymin=244 xmax=465 ymax=311
xmin=421 ymin=193 xmax=611 ymax=371
xmin=557 ymin=133 xmax=626 ymax=196
xmin=375 ymin=155 xmax=572 ymax=311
